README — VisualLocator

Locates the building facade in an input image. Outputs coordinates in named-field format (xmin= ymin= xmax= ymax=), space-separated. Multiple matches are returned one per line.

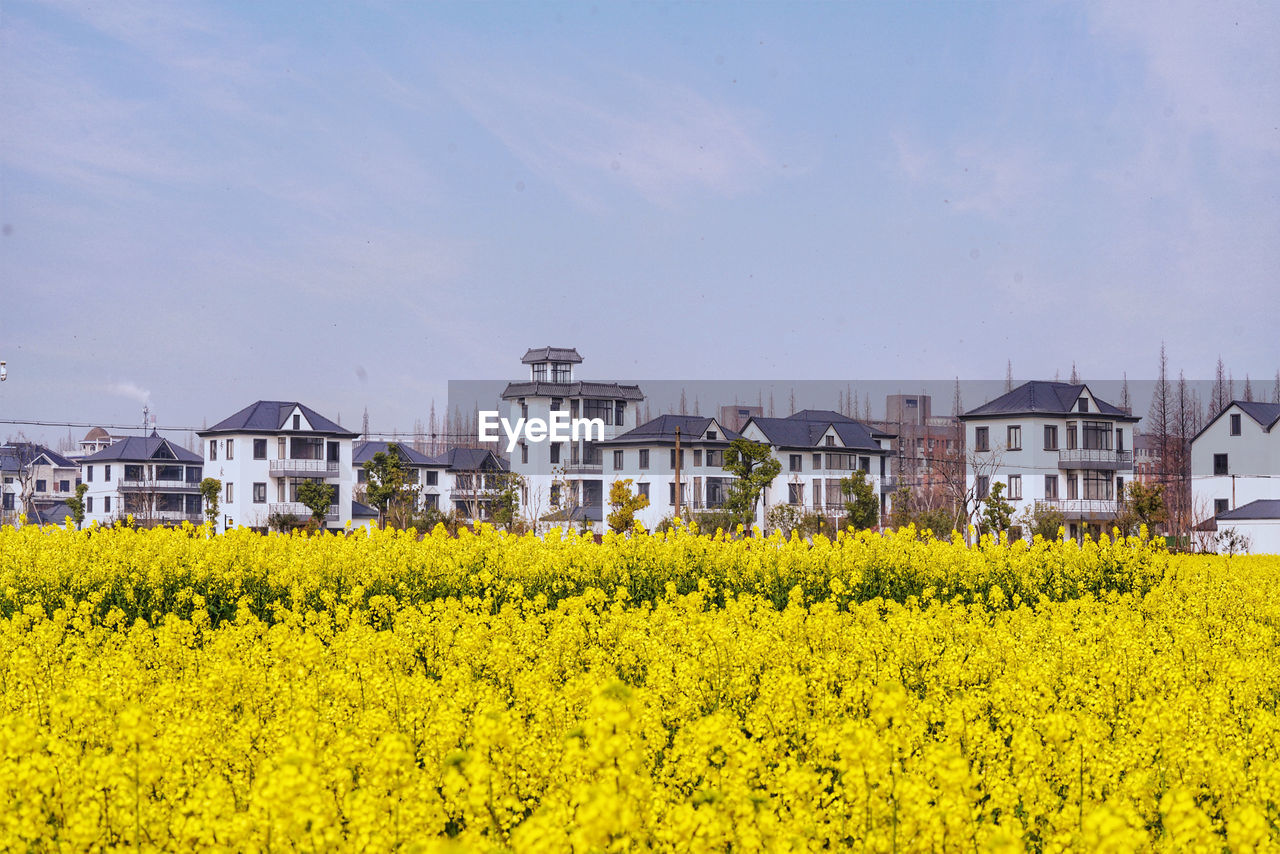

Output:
xmin=960 ymin=382 xmax=1139 ymax=540
xmin=1 ymin=443 xmax=81 ymax=524
xmin=79 ymin=433 xmax=204 ymax=527
xmin=1190 ymin=400 xmax=1280 ymax=521
xmin=198 ymin=401 xmax=358 ymax=532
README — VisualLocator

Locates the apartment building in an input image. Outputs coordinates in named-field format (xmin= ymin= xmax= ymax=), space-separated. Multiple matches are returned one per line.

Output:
xmin=79 ymin=433 xmax=204 ymax=527
xmin=871 ymin=394 xmax=963 ymax=497
xmin=960 ymin=381 xmax=1139 ymax=540
xmin=503 ymin=347 xmax=644 ymax=526
xmin=198 ymin=401 xmax=358 ymax=532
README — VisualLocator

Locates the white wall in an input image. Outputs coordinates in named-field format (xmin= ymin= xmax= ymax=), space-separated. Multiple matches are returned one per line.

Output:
xmin=1191 ymin=405 xmax=1280 ymax=517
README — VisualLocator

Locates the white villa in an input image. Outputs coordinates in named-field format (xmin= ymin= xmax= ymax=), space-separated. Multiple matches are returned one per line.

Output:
xmin=198 ymin=401 xmax=358 ymax=532
xmin=960 ymin=381 xmax=1140 ymax=540
xmin=79 ymin=433 xmax=204 ymax=528
xmin=1190 ymin=401 xmax=1280 ymax=552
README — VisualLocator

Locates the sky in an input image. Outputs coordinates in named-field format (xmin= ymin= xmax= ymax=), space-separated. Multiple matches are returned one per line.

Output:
xmin=1 ymin=0 xmax=1278 ymax=445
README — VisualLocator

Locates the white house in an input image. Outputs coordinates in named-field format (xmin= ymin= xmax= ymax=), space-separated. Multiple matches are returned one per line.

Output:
xmin=2 ymin=443 xmax=82 ymax=525
xmin=353 ymin=440 xmax=450 ymax=514
xmin=1190 ymin=401 xmax=1280 ymax=521
xmin=960 ymin=381 xmax=1140 ymax=540
xmin=502 ymin=347 xmax=644 ymax=527
xmin=598 ymin=414 xmax=742 ymax=530
xmin=738 ymin=410 xmax=894 ymax=529
xmin=79 ymin=433 xmax=204 ymax=527
xmin=198 ymin=401 xmax=358 ymax=532
xmin=1213 ymin=499 xmax=1280 ymax=554
xmin=437 ymin=447 xmax=510 ymax=522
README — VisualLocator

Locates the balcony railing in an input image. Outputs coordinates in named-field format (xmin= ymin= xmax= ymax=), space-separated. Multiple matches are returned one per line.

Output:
xmin=269 ymin=460 xmax=341 ymax=477
xmin=268 ymin=502 xmax=339 ymax=521
xmin=120 ymin=479 xmax=202 ymax=492
xmin=1058 ymin=449 xmax=1134 ymax=470
xmin=562 ymin=462 xmax=603 ymax=475
xmin=1040 ymin=498 xmax=1121 ymax=517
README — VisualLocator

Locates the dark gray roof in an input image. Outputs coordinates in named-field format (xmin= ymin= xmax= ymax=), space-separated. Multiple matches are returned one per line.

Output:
xmin=33 ymin=502 xmax=73 ymax=525
xmin=1234 ymin=401 xmax=1280 ymax=431
xmin=541 ymin=505 xmax=604 ymax=523
xmin=1217 ymin=499 xmax=1280 ymax=521
xmin=350 ymin=500 xmax=378 ymax=518
xmin=79 ymin=433 xmax=203 ymax=464
xmin=435 ymin=448 xmax=508 ymax=472
xmin=748 ymin=413 xmax=886 ymax=452
xmin=962 ymin=381 xmax=1137 ymax=421
xmin=199 ymin=401 xmax=357 ymax=437
xmin=1 ymin=443 xmax=77 ymax=472
xmin=521 ymin=347 xmax=583 ymax=364
xmin=500 ymin=381 xmax=645 ymax=401
xmin=353 ymin=441 xmax=441 ymax=467
xmin=606 ymin=414 xmax=741 ymax=445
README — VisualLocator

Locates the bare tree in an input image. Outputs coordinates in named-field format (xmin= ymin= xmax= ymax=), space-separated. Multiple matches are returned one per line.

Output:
xmin=1243 ymin=375 xmax=1254 ymax=403
xmin=1005 ymin=360 xmax=1013 ymax=393
xmin=1273 ymin=370 xmax=1280 ymax=404
xmin=1120 ymin=372 xmax=1131 ymax=415
xmin=1069 ymin=362 xmax=1080 ymax=384
xmin=952 ymin=377 xmax=963 ymax=417
xmin=1211 ymin=357 xmax=1229 ymax=416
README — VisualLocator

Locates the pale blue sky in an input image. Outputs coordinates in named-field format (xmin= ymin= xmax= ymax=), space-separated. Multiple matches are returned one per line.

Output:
xmin=2 ymin=1 xmax=1277 ymax=441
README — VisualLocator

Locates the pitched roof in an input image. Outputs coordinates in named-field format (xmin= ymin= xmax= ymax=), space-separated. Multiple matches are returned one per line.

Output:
xmin=199 ymin=401 xmax=357 ymax=437
xmin=353 ymin=441 xmax=440 ymax=467
xmin=33 ymin=502 xmax=73 ymax=525
xmin=521 ymin=346 xmax=583 ymax=364
xmin=747 ymin=413 xmax=886 ymax=451
xmin=350 ymin=500 xmax=378 ymax=518
xmin=607 ymin=414 xmax=741 ymax=444
xmin=79 ymin=433 xmax=202 ymax=464
xmin=435 ymin=448 xmax=509 ymax=472
xmin=500 ymin=381 xmax=645 ymax=401
xmin=0 ymin=443 xmax=77 ymax=470
xmin=1217 ymin=499 xmax=1280 ymax=521
xmin=1234 ymin=401 xmax=1280 ymax=431
xmin=962 ymin=381 xmax=1136 ymax=420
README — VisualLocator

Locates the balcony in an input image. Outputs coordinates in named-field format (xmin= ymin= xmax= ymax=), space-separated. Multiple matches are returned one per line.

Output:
xmin=269 ymin=459 xmax=341 ymax=477
xmin=1040 ymin=498 xmax=1122 ymax=518
xmin=561 ymin=462 xmax=603 ymax=475
xmin=120 ymin=479 xmax=202 ymax=492
xmin=268 ymin=502 xmax=339 ymax=522
xmin=1058 ymin=449 xmax=1134 ymax=470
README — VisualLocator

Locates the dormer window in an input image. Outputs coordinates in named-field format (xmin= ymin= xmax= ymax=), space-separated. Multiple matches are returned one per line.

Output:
xmin=1077 ymin=399 xmax=1089 ymax=413
xmin=825 ymin=436 xmax=835 ymax=447
xmin=292 ymin=414 xmax=301 ymax=430
xmin=707 ymin=430 xmax=717 ymax=441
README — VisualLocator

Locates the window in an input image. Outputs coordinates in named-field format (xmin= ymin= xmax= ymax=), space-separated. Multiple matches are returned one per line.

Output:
xmin=613 ymin=450 xmax=624 ymax=471
xmin=520 ymin=399 xmax=528 ymax=420
xmin=552 ymin=363 xmax=571 ymax=383
xmin=1078 ymin=399 xmax=1089 ymax=413
xmin=706 ymin=450 xmax=723 ymax=467
xmin=823 ymin=452 xmax=854 ymax=470
xmin=423 ymin=494 xmax=439 ymax=510
xmin=813 ymin=453 xmax=823 ymax=470
xmin=638 ymin=448 xmax=648 ymax=469
xmin=425 ymin=471 xmax=438 ymax=486
xmin=551 ymin=443 xmax=562 ymax=464
xmin=790 ymin=454 xmax=802 ymax=472
xmin=1215 ymin=499 xmax=1229 ymax=515
xmin=1230 ymin=414 xmax=1242 ymax=436
xmin=977 ymin=476 xmax=989 ymax=499
xmin=86 ymin=496 xmax=93 ymax=513
xmin=225 ymin=483 xmax=234 ymax=502
xmin=1082 ymin=422 xmax=1112 ymax=450
xmin=1115 ymin=429 xmax=1125 ymax=452
xmin=59 ymin=480 xmax=70 ymax=493
xmin=1066 ymin=422 xmax=1077 ymax=450
xmin=253 ymin=439 xmax=267 ymax=459
xmin=278 ymin=437 xmax=286 ymax=459
xmin=35 ymin=479 xmax=46 ymax=493
xmin=292 ymin=414 xmax=301 ymax=430
xmin=1067 ymin=474 xmax=1079 ymax=500
xmin=615 ymin=401 xmax=625 ymax=426
xmin=707 ymin=431 xmax=717 ymax=441
xmin=209 ymin=440 xmax=217 ymax=461
xmin=104 ymin=465 xmax=111 ymax=481
xmin=1116 ymin=476 xmax=1125 ymax=498
xmin=669 ymin=449 xmax=684 ymax=469
xmin=1007 ymin=475 xmax=1022 ymax=500
xmin=1214 ymin=454 xmax=1229 ymax=475
xmin=327 ymin=442 xmax=339 ymax=463
xmin=253 ymin=483 xmax=266 ymax=504
xmin=825 ymin=436 xmax=835 ymax=447
xmin=521 ymin=443 xmax=529 ymax=465
xmin=226 ymin=439 xmax=234 ymax=460
xmin=974 ymin=427 xmax=989 ymax=452
xmin=1083 ymin=471 xmax=1113 ymax=500
xmin=668 ymin=482 xmax=677 ymax=505
xmin=788 ymin=483 xmax=803 ymax=505
xmin=1044 ymin=474 xmax=1058 ymax=500
xmin=551 ymin=397 xmax=562 ymax=412
xmin=533 ymin=363 xmax=548 ymax=382
xmin=87 ymin=466 xmax=93 ymax=482
xmin=859 ymin=457 xmax=871 ymax=473
xmin=1044 ymin=425 xmax=1058 ymax=451
xmin=357 ymin=469 xmax=367 ymax=483
xmin=584 ymin=399 xmax=614 ymax=425
xmin=104 ymin=496 xmax=111 ymax=513
xmin=637 ymin=483 xmax=649 ymax=501
xmin=125 ymin=464 xmax=143 ymax=481
xmin=1007 ymin=426 xmax=1021 ymax=450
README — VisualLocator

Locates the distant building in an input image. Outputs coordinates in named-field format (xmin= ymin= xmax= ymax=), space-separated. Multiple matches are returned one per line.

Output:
xmin=79 ymin=433 xmax=203 ymax=528
xmin=1190 ymin=400 xmax=1280 ymax=522
xmin=198 ymin=401 xmax=358 ymax=532
xmin=1133 ymin=432 xmax=1161 ymax=484
xmin=74 ymin=426 xmax=121 ymax=458
xmin=871 ymin=395 xmax=963 ymax=498
xmin=353 ymin=441 xmax=449 ymax=514
xmin=960 ymin=381 xmax=1139 ymax=541
xmin=1212 ymin=500 xmax=1280 ymax=554
xmin=719 ymin=405 xmax=763 ymax=433
xmin=1 ymin=442 xmax=81 ymax=524
xmin=502 ymin=347 xmax=644 ymax=528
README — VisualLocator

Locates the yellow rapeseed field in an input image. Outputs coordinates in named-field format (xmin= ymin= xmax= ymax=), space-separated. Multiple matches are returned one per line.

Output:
xmin=0 ymin=522 xmax=1276 ymax=851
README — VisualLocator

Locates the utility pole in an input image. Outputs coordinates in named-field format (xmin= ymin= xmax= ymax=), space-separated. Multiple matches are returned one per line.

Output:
xmin=674 ymin=426 xmax=682 ymax=518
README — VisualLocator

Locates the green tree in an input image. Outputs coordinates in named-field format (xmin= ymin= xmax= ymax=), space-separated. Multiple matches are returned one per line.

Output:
xmin=487 ymin=473 xmax=523 ymax=532
xmin=65 ymin=482 xmax=89 ymax=529
xmin=840 ymin=470 xmax=879 ymax=531
xmin=979 ymin=480 xmax=1015 ymax=541
xmin=1117 ymin=481 xmax=1167 ymax=537
xmin=1018 ymin=501 xmax=1065 ymax=541
xmin=722 ymin=439 xmax=781 ymax=530
xmin=362 ymin=443 xmax=419 ymax=528
xmin=297 ymin=480 xmax=335 ymax=531
xmin=199 ymin=478 xmax=222 ymax=527
xmin=607 ymin=478 xmax=650 ymax=533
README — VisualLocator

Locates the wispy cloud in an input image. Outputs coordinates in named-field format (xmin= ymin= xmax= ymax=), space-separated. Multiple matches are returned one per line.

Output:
xmin=441 ymin=63 xmax=773 ymax=209
xmin=105 ymin=381 xmax=151 ymax=404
